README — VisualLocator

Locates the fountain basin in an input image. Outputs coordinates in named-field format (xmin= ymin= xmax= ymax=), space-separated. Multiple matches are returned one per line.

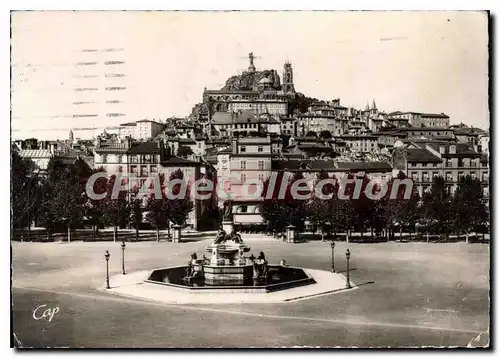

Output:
xmin=145 ymin=265 xmax=316 ymax=293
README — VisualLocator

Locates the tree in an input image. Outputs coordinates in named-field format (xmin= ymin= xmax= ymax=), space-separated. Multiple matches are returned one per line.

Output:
xmin=177 ymin=145 xmax=194 ymax=158
xmin=11 ymin=151 xmax=42 ymax=237
xmin=319 ymin=130 xmax=333 ymax=140
xmin=82 ymin=167 xmax=107 ymax=239
xmin=259 ymin=171 xmax=308 ymax=236
xmin=101 ymin=175 xmax=130 ymax=242
xmin=348 ymin=174 xmax=374 ymax=238
xmin=167 ymin=169 xmax=194 ymax=227
xmin=384 ymin=171 xmax=420 ymax=240
xmin=129 ymin=194 xmax=144 ymax=241
xmin=422 ymin=176 xmax=452 ymax=240
xmin=259 ymin=172 xmax=292 ymax=235
xmin=287 ymin=172 xmax=309 ymax=232
xmin=307 ymin=170 xmax=332 ymax=240
xmin=145 ymin=169 xmax=194 ymax=241
xmin=305 ymin=131 xmax=317 ymax=138
xmin=145 ymin=197 xmax=168 ymax=242
xmin=319 ymin=172 xmax=356 ymax=242
xmin=451 ymin=175 xmax=488 ymax=243
xmin=39 ymin=159 xmax=86 ymax=242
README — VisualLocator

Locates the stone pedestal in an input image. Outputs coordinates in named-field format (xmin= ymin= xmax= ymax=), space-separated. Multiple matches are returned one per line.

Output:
xmin=172 ymin=224 xmax=182 ymax=243
xmin=222 ymin=221 xmax=234 ymax=235
xmin=286 ymin=225 xmax=296 ymax=243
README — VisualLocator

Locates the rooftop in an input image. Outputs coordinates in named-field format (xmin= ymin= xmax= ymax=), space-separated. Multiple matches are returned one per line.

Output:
xmin=272 ymin=160 xmax=392 ymax=172
xmin=19 ymin=149 xmax=53 ymax=158
xmin=127 ymin=142 xmax=160 ymax=154
xmin=160 ymin=155 xmax=204 ymax=167
xmin=406 ymin=148 xmax=442 ymax=163
xmin=212 ymin=111 xmax=258 ymax=125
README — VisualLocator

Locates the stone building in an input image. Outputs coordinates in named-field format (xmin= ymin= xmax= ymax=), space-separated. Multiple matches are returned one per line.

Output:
xmin=392 ymin=140 xmax=488 ymax=199
xmin=93 ymin=138 xmax=216 ymax=229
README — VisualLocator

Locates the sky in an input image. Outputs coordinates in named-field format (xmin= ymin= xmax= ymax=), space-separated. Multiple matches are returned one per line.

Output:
xmin=11 ymin=11 xmax=489 ymax=140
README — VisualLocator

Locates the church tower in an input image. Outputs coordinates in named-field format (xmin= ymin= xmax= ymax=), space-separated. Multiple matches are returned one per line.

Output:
xmin=282 ymin=62 xmax=295 ymax=94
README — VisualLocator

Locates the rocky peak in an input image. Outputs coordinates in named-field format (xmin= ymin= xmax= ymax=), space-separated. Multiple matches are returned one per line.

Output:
xmin=221 ymin=69 xmax=281 ymax=91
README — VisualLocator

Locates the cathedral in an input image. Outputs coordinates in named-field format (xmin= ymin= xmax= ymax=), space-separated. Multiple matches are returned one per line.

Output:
xmin=200 ymin=53 xmax=296 ymax=119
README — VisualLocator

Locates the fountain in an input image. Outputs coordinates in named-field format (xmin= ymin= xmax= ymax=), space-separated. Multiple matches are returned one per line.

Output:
xmin=146 ymin=201 xmax=316 ymax=292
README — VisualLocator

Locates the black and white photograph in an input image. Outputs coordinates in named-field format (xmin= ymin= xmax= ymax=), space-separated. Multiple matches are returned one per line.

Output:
xmin=9 ymin=10 xmax=491 ymax=348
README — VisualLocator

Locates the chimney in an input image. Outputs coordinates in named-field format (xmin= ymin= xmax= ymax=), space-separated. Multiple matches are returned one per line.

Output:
xmin=449 ymin=145 xmax=456 ymax=154
xmin=49 ymin=143 xmax=56 ymax=155
xmin=439 ymin=145 xmax=445 ymax=154
xmin=157 ymin=137 xmax=164 ymax=150
xmin=232 ymin=137 xmax=238 ymax=154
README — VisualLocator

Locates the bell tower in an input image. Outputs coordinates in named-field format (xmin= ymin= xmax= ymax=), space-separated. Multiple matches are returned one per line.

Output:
xmin=282 ymin=62 xmax=295 ymax=94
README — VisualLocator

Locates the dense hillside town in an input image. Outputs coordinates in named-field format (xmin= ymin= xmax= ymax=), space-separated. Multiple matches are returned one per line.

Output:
xmin=12 ymin=53 xmax=489 ymax=239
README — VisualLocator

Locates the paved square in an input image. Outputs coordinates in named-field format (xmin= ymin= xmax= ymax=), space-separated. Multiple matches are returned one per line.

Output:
xmin=12 ymin=239 xmax=489 ymax=348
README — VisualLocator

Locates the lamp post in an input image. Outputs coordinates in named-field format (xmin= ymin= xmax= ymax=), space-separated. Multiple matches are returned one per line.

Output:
xmin=105 ymin=250 xmax=110 ymax=289
xmin=121 ymin=241 xmax=126 ymax=275
xmin=345 ymin=249 xmax=351 ymax=288
xmin=330 ymin=241 xmax=336 ymax=272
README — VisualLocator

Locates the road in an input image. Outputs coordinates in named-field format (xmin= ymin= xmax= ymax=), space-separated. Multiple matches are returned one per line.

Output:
xmin=12 ymin=239 xmax=490 ymax=348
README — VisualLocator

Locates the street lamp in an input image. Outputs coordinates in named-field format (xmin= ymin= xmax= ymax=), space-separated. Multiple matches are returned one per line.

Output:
xmin=105 ymin=250 xmax=110 ymax=289
xmin=345 ymin=249 xmax=351 ymax=289
xmin=330 ymin=241 xmax=336 ymax=272
xmin=121 ymin=241 xmax=126 ymax=275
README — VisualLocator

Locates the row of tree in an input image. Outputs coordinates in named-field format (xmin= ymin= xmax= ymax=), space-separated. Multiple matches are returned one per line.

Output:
xmin=11 ymin=152 xmax=194 ymax=242
xmin=259 ymin=170 xmax=489 ymax=242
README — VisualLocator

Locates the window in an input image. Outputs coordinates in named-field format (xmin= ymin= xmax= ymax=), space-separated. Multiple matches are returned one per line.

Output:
xmin=258 ymin=173 xmax=264 ymax=182
xmin=458 ymin=158 xmax=463 ymax=168
xmin=446 ymin=159 xmax=452 ymax=167
xmin=258 ymin=161 xmax=264 ymax=170
xmin=411 ymin=172 xmax=418 ymax=181
xmin=241 ymin=173 xmax=246 ymax=183
xmin=432 ymin=171 xmax=439 ymax=178
xmin=458 ymin=172 xmax=464 ymax=179
xmin=130 ymin=156 xmax=138 ymax=164
xmin=471 ymin=172 xmax=476 ymax=180
xmin=140 ymin=165 xmax=148 ymax=177
xmin=446 ymin=172 xmax=452 ymax=181
xmin=258 ymin=146 xmax=263 ymax=153
xmin=117 ymin=155 xmax=122 ymax=164
xmin=240 ymin=146 xmax=246 ymax=153
xmin=151 ymin=166 xmax=158 ymax=173
xmin=101 ymin=154 xmax=107 ymax=163
xmin=241 ymin=161 xmax=246 ymax=170
xmin=422 ymin=172 xmax=429 ymax=182
xmin=482 ymin=172 xmax=489 ymax=182
xmin=470 ymin=159 xmax=477 ymax=167
xmin=130 ymin=165 xmax=138 ymax=174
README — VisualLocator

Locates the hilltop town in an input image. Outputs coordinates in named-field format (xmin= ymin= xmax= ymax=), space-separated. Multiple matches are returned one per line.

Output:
xmin=13 ymin=53 xmax=489 ymax=231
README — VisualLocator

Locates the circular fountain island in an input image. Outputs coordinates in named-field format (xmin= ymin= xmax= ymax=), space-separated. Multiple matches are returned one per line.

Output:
xmin=145 ymin=204 xmax=316 ymax=293
xmin=105 ymin=202 xmax=353 ymax=303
